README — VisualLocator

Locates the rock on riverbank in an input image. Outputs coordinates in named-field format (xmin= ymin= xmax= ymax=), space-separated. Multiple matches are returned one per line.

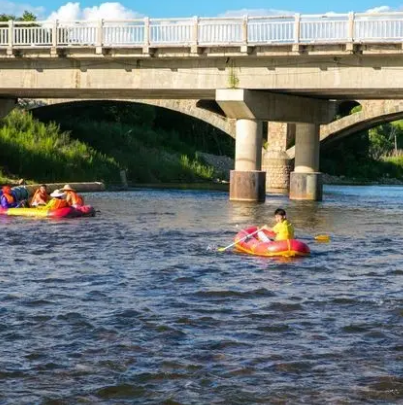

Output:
xmin=197 ymin=152 xmax=234 ymax=181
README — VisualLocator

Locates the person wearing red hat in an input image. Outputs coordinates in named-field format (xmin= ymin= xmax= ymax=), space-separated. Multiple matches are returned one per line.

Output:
xmin=0 ymin=185 xmax=18 ymax=208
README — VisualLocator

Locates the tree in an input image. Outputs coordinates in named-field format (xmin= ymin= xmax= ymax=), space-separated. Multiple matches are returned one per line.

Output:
xmin=20 ymin=11 xmax=36 ymax=22
xmin=0 ymin=11 xmax=37 ymax=22
xmin=0 ymin=14 xmax=16 ymax=21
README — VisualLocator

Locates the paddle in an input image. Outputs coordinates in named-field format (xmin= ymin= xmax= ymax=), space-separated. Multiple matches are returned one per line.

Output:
xmin=314 ymin=234 xmax=331 ymax=242
xmin=217 ymin=228 xmax=261 ymax=252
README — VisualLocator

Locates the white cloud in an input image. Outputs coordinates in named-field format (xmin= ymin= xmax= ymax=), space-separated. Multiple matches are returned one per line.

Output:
xmin=366 ymin=5 xmax=392 ymax=13
xmin=47 ymin=2 xmax=142 ymax=21
xmin=0 ymin=0 xmax=45 ymax=18
xmin=219 ymin=8 xmax=294 ymax=17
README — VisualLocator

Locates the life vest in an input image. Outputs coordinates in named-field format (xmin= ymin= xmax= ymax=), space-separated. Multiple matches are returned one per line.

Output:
xmin=66 ymin=191 xmax=84 ymax=206
xmin=47 ymin=198 xmax=69 ymax=211
xmin=2 ymin=193 xmax=15 ymax=204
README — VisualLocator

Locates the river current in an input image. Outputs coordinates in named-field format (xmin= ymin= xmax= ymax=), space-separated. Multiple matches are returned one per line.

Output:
xmin=1 ymin=186 xmax=403 ymax=404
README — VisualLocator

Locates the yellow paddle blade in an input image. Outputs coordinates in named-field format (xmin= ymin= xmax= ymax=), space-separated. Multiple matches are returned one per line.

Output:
xmin=217 ymin=247 xmax=226 ymax=252
xmin=314 ymin=234 xmax=330 ymax=242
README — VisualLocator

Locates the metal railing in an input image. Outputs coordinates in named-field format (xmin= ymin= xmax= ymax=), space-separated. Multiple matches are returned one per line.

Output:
xmin=1 ymin=12 xmax=403 ymax=49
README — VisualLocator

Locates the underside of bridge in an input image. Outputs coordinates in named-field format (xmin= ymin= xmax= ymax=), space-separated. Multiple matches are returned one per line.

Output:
xmin=2 ymin=95 xmax=403 ymax=203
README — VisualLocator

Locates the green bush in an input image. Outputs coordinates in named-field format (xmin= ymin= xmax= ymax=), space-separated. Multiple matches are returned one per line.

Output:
xmin=0 ymin=108 xmax=220 ymax=184
xmin=0 ymin=109 xmax=120 ymax=183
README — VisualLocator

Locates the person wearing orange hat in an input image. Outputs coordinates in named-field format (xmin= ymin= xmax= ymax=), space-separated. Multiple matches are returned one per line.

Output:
xmin=61 ymin=184 xmax=84 ymax=208
xmin=30 ymin=184 xmax=50 ymax=207
xmin=0 ymin=185 xmax=18 ymax=209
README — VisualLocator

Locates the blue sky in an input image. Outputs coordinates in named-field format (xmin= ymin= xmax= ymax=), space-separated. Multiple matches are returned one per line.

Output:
xmin=1 ymin=0 xmax=402 ymax=19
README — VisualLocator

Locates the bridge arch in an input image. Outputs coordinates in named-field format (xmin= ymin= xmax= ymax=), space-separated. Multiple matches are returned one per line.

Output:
xmin=20 ymin=98 xmax=236 ymax=138
xmin=336 ymin=100 xmax=362 ymax=118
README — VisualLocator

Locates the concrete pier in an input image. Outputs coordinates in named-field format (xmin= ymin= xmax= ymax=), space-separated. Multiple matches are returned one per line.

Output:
xmin=229 ymin=170 xmax=266 ymax=202
xmin=229 ymin=119 xmax=266 ymax=202
xmin=263 ymin=122 xmax=295 ymax=193
xmin=290 ymin=123 xmax=322 ymax=201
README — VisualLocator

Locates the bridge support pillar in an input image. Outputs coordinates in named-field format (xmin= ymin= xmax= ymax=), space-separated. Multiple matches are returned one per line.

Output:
xmin=263 ymin=122 xmax=295 ymax=193
xmin=290 ymin=123 xmax=322 ymax=201
xmin=0 ymin=99 xmax=16 ymax=120
xmin=230 ymin=119 xmax=266 ymax=202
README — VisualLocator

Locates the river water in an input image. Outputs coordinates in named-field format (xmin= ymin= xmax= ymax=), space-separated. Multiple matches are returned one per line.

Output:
xmin=1 ymin=185 xmax=403 ymax=404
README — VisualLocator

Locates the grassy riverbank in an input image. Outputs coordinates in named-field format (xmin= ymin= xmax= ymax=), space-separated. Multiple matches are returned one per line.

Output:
xmin=0 ymin=106 xmax=232 ymax=185
xmin=0 ymin=109 xmax=119 ymax=183
xmin=3 ymin=101 xmax=403 ymax=187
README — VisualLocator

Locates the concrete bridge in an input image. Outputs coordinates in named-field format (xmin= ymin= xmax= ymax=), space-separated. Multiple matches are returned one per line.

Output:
xmin=3 ymin=12 xmax=403 ymax=201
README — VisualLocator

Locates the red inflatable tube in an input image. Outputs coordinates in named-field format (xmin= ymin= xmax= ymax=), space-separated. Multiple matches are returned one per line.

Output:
xmin=48 ymin=205 xmax=96 ymax=218
xmin=234 ymin=226 xmax=310 ymax=257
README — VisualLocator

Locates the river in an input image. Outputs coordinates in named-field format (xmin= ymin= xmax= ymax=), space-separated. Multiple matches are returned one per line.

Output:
xmin=1 ymin=185 xmax=403 ymax=404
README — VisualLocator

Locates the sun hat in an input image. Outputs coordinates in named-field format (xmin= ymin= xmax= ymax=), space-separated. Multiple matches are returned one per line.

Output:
xmin=62 ymin=184 xmax=75 ymax=192
xmin=50 ymin=189 xmax=66 ymax=198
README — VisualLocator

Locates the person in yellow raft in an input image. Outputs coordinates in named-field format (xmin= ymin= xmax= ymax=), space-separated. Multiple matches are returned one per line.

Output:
xmin=61 ymin=184 xmax=84 ymax=208
xmin=44 ymin=189 xmax=70 ymax=211
xmin=258 ymin=208 xmax=295 ymax=243
xmin=30 ymin=184 xmax=50 ymax=207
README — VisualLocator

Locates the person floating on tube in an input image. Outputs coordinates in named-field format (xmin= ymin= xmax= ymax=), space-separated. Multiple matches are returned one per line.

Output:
xmin=258 ymin=208 xmax=295 ymax=242
xmin=61 ymin=184 xmax=84 ymax=208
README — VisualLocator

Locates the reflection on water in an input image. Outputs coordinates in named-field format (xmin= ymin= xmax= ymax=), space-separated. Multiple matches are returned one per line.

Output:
xmin=1 ymin=185 xmax=403 ymax=404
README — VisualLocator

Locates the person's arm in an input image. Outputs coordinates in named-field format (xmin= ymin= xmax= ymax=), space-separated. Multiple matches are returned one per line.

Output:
xmin=260 ymin=224 xmax=276 ymax=239
xmin=38 ymin=196 xmax=47 ymax=205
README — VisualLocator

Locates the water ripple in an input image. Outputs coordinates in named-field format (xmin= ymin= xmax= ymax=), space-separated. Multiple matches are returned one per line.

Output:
xmin=1 ymin=187 xmax=403 ymax=404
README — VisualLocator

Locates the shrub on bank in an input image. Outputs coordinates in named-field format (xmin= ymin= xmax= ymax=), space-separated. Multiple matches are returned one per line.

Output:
xmin=381 ymin=155 xmax=403 ymax=178
xmin=0 ymin=109 xmax=120 ymax=182
xmin=0 ymin=109 xmax=218 ymax=184
xmin=37 ymin=116 xmax=217 ymax=183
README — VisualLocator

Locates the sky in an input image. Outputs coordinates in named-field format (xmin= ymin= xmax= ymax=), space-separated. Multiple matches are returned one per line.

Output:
xmin=0 ymin=0 xmax=403 ymax=20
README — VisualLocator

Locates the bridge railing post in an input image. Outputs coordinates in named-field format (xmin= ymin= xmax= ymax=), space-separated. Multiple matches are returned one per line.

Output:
xmin=191 ymin=16 xmax=199 ymax=53
xmin=7 ymin=20 xmax=13 ymax=55
xmin=242 ymin=15 xmax=248 ymax=44
xmin=292 ymin=13 xmax=301 ymax=52
xmin=347 ymin=12 xmax=355 ymax=42
xmin=96 ymin=19 xmax=104 ymax=54
xmin=240 ymin=15 xmax=250 ymax=53
xmin=143 ymin=17 xmax=150 ymax=53
xmin=346 ymin=12 xmax=355 ymax=51
xmin=52 ymin=20 xmax=58 ymax=47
